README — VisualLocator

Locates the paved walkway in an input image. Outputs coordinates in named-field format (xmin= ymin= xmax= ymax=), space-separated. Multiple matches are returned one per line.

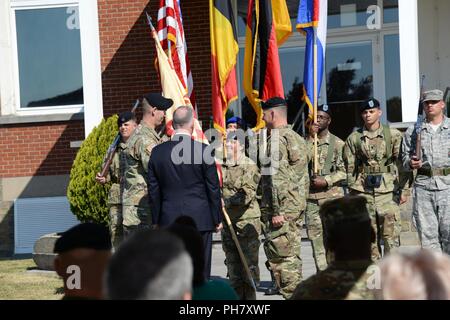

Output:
xmin=211 ymin=235 xmax=420 ymax=300
xmin=210 ymin=238 xmax=316 ymax=300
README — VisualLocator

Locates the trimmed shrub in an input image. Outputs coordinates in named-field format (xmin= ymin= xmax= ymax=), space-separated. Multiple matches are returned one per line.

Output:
xmin=67 ymin=115 xmax=118 ymax=224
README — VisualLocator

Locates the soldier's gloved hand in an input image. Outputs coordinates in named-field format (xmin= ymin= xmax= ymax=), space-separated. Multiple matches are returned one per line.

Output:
xmin=272 ymin=215 xmax=285 ymax=227
xmin=311 ymin=176 xmax=328 ymax=190
xmin=95 ymin=172 xmax=106 ymax=184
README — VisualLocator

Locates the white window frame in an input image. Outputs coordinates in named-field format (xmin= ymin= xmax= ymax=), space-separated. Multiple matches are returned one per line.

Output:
xmin=4 ymin=0 xmax=103 ymax=136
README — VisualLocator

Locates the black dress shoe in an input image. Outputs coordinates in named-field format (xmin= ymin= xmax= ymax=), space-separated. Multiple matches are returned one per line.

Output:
xmin=264 ymin=287 xmax=280 ymax=295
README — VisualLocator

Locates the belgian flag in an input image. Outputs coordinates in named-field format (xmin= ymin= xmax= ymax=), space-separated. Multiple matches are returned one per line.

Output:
xmin=210 ymin=0 xmax=239 ymax=134
xmin=243 ymin=0 xmax=292 ymax=130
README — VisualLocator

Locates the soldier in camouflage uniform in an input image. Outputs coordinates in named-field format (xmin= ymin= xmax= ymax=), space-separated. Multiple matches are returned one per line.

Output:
xmin=291 ymin=196 xmax=376 ymax=300
xmin=306 ymin=104 xmax=346 ymax=271
xmin=259 ymin=97 xmax=309 ymax=299
xmin=221 ymin=131 xmax=261 ymax=300
xmin=343 ymin=98 xmax=405 ymax=261
xmin=122 ymin=93 xmax=173 ymax=236
xmin=401 ymin=89 xmax=450 ymax=254
xmin=96 ymin=111 xmax=137 ymax=248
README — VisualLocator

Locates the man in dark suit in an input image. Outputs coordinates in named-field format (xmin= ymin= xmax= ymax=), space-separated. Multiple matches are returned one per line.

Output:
xmin=148 ymin=105 xmax=223 ymax=279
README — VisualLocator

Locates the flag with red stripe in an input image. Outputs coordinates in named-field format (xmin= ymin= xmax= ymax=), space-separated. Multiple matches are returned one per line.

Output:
xmin=209 ymin=0 xmax=239 ymax=135
xmin=243 ymin=0 xmax=292 ymax=131
xmin=157 ymin=0 xmax=197 ymax=111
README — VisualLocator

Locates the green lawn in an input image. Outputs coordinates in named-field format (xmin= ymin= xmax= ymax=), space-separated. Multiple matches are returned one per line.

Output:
xmin=0 ymin=258 xmax=63 ymax=300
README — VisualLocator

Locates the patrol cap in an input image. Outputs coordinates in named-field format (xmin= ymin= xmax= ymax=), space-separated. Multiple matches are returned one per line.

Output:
xmin=117 ymin=111 xmax=136 ymax=127
xmin=360 ymin=98 xmax=380 ymax=112
xmin=423 ymin=89 xmax=443 ymax=102
xmin=320 ymin=196 xmax=370 ymax=229
xmin=54 ymin=223 xmax=111 ymax=254
xmin=143 ymin=93 xmax=173 ymax=110
xmin=318 ymin=104 xmax=331 ymax=115
xmin=261 ymin=97 xmax=287 ymax=110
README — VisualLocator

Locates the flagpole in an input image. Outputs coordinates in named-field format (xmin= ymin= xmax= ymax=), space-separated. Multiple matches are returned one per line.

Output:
xmin=313 ymin=26 xmax=318 ymax=175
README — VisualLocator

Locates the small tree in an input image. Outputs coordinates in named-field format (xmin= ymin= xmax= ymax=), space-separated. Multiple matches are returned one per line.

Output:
xmin=67 ymin=115 xmax=118 ymax=224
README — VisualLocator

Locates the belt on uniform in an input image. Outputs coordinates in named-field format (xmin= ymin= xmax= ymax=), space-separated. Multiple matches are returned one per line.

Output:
xmin=417 ymin=167 xmax=450 ymax=177
xmin=360 ymin=164 xmax=395 ymax=174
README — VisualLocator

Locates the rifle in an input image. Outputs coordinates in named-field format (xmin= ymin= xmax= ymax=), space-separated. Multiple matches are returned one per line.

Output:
xmin=412 ymin=75 xmax=426 ymax=161
xmin=99 ymin=99 xmax=140 ymax=177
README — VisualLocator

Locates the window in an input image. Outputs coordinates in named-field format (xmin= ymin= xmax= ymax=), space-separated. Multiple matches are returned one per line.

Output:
xmin=13 ymin=5 xmax=83 ymax=109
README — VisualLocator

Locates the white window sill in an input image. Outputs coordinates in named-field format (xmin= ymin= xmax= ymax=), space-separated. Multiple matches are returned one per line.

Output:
xmin=0 ymin=112 xmax=83 ymax=125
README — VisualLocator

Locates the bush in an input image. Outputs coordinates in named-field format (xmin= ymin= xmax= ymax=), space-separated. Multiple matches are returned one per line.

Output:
xmin=67 ymin=115 xmax=118 ymax=224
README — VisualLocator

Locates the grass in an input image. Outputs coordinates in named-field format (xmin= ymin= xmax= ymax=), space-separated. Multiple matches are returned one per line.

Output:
xmin=0 ymin=258 xmax=63 ymax=300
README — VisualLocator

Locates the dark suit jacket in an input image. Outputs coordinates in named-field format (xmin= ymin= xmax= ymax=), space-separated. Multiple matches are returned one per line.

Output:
xmin=148 ymin=134 xmax=222 ymax=231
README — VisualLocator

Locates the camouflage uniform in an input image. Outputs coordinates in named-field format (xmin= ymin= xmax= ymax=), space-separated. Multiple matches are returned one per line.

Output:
xmin=401 ymin=116 xmax=450 ymax=253
xmin=343 ymin=124 xmax=404 ymax=260
xmin=105 ymin=142 xmax=127 ymax=248
xmin=222 ymin=155 xmax=261 ymax=300
xmin=306 ymin=132 xmax=346 ymax=271
xmin=122 ymin=123 xmax=161 ymax=235
xmin=291 ymin=195 xmax=376 ymax=300
xmin=290 ymin=260 xmax=376 ymax=300
xmin=260 ymin=125 xmax=308 ymax=299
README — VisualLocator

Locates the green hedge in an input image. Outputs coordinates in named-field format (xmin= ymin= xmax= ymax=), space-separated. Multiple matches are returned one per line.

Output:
xmin=67 ymin=115 xmax=118 ymax=224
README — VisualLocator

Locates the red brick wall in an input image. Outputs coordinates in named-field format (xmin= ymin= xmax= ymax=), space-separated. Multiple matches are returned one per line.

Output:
xmin=0 ymin=121 xmax=84 ymax=178
xmin=99 ymin=0 xmax=212 ymax=124
xmin=0 ymin=0 xmax=212 ymax=178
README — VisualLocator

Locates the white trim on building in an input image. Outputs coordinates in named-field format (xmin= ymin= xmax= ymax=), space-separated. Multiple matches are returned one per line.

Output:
xmin=0 ymin=0 xmax=103 ymax=136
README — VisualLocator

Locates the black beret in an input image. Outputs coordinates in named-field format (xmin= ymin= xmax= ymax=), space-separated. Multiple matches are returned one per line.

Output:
xmin=117 ymin=111 xmax=136 ymax=127
xmin=317 ymin=104 xmax=331 ymax=115
xmin=54 ymin=223 xmax=111 ymax=254
xmin=360 ymin=98 xmax=380 ymax=111
xmin=143 ymin=93 xmax=173 ymax=110
xmin=261 ymin=97 xmax=287 ymax=110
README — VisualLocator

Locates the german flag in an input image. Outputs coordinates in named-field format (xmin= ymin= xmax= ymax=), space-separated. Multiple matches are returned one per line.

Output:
xmin=243 ymin=0 xmax=292 ymax=131
xmin=210 ymin=0 xmax=239 ymax=135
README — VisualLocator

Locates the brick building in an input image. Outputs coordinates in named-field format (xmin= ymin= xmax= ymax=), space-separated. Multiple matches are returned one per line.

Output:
xmin=1 ymin=0 xmax=449 ymax=255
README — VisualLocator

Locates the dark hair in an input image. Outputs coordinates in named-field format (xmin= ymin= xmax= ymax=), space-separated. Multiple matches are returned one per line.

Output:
xmin=105 ymin=229 xmax=192 ymax=299
xmin=166 ymin=224 xmax=205 ymax=286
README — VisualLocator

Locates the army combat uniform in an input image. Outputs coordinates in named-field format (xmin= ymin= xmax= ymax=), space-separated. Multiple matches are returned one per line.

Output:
xmin=122 ymin=123 xmax=161 ymax=235
xmin=260 ymin=125 xmax=308 ymax=299
xmin=402 ymin=115 xmax=450 ymax=254
xmin=343 ymin=124 xmax=404 ymax=260
xmin=222 ymin=155 xmax=261 ymax=300
xmin=306 ymin=132 xmax=346 ymax=271
xmin=105 ymin=142 xmax=127 ymax=248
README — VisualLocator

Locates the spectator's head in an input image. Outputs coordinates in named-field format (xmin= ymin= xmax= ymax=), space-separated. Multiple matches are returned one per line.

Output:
xmin=166 ymin=222 xmax=206 ymax=287
xmin=261 ymin=97 xmax=288 ymax=129
xmin=53 ymin=222 xmax=112 ymax=299
xmin=376 ymin=249 xmax=450 ymax=300
xmin=142 ymin=93 xmax=173 ymax=128
xmin=105 ymin=229 xmax=192 ymax=300
xmin=173 ymin=105 xmax=194 ymax=134
xmin=320 ymin=196 xmax=374 ymax=261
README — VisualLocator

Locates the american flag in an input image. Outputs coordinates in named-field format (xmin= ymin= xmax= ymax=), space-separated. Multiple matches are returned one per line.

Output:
xmin=157 ymin=0 xmax=197 ymax=110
